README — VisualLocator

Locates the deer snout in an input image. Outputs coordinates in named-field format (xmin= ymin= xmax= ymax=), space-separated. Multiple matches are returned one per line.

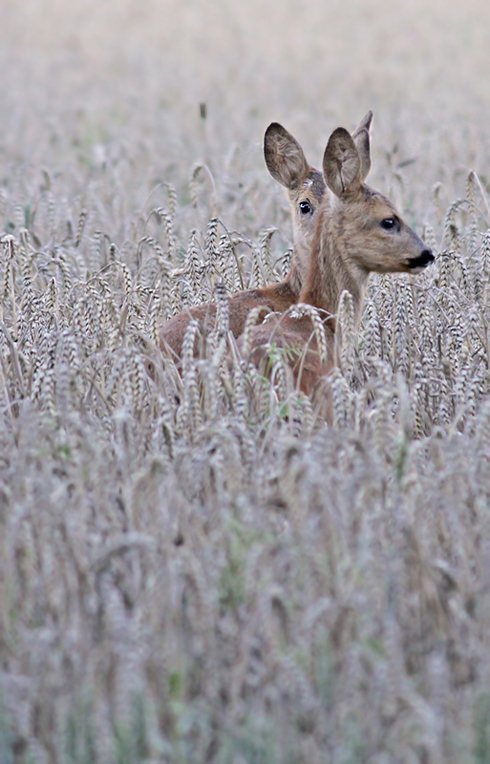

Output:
xmin=407 ymin=249 xmax=434 ymax=273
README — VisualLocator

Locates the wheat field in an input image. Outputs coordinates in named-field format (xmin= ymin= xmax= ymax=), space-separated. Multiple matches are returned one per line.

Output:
xmin=1 ymin=1 xmax=490 ymax=762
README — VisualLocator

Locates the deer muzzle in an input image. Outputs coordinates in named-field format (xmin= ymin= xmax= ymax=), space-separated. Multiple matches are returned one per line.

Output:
xmin=406 ymin=249 xmax=435 ymax=273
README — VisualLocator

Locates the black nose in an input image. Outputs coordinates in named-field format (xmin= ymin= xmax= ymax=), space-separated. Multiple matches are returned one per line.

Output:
xmin=408 ymin=250 xmax=434 ymax=270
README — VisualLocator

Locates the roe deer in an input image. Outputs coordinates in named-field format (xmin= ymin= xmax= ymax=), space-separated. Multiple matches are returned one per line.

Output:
xmin=237 ymin=125 xmax=434 ymax=400
xmin=158 ymin=113 xmax=373 ymax=360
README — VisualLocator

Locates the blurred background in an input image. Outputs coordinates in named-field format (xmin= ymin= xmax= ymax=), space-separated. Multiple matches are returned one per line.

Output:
xmin=1 ymin=0 xmax=490 ymax=237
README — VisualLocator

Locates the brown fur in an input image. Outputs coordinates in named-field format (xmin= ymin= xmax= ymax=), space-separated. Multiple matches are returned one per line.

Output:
xmin=160 ymin=281 xmax=298 ymax=359
xmin=159 ymin=114 xmax=373 ymax=360
xmin=238 ymin=125 xmax=434 ymax=408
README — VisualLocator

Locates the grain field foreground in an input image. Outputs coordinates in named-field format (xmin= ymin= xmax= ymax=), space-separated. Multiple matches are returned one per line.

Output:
xmin=1 ymin=1 xmax=490 ymax=762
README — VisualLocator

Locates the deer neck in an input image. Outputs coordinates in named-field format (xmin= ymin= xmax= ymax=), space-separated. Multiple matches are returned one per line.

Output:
xmin=299 ymin=204 xmax=369 ymax=328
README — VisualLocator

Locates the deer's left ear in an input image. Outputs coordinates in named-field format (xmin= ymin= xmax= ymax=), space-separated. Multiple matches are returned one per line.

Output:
xmin=323 ymin=127 xmax=362 ymax=198
xmin=352 ymin=111 xmax=373 ymax=180
xmin=353 ymin=127 xmax=371 ymax=181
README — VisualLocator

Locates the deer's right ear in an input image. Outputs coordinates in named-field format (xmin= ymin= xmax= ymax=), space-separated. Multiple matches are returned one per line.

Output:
xmin=264 ymin=123 xmax=310 ymax=189
xmin=323 ymin=127 xmax=362 ymax=198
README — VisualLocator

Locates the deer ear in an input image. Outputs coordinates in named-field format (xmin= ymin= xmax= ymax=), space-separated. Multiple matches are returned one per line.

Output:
xmin=352 ymin=110 xmax=373 ymax=180
xmin=264 ymin=123 xmax=310 ymax=189
xmin=352 ymin=127 xmax=371 ymax=181
xmin=323 ymin=127 xmax=362 ymax=198
xmin=353 ymin=109 xmax=373 ymax=135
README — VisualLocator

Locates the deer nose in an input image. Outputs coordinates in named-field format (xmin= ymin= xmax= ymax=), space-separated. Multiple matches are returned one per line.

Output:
xmin=407 ymin=249 xmax=434 ymax=271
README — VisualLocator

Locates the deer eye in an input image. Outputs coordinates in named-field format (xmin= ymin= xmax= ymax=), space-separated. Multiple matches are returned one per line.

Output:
xmin=381 ymin=217 xmax=397 ymax=230
xmin=299 ymin=200 xmax=312 ymax=215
